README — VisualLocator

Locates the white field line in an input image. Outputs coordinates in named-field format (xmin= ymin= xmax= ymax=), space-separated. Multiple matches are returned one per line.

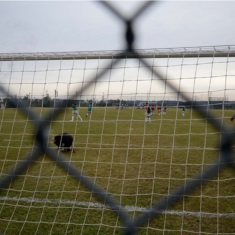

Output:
xmin=1 ymin=139 xmax=221 ymax=150
xmin=0 ymin=196 xmax=234 ymax=218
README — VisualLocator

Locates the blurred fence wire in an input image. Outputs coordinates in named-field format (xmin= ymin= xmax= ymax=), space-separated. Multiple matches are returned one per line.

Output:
xmin=0 ymin=1 xmax=234 ymax=235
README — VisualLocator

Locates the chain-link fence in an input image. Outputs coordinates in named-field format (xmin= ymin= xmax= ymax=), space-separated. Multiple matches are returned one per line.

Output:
xmin=0 ymin=2 xmax=234 ymax=234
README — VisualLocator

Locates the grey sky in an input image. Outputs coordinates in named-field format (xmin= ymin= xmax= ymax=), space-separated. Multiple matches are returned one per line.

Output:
xmin=0 ymin=1 xmax=234 ymax=53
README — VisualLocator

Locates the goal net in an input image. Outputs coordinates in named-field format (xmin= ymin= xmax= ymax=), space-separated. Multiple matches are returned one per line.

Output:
xmin=0 ymin=46 xmax=234 ymax=234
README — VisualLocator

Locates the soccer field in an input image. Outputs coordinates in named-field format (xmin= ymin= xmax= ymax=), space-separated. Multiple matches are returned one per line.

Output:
xmin=0 ymin=107 xmax=234 ymax=234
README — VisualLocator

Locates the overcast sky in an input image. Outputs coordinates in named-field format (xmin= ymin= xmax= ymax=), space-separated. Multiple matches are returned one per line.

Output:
xmin=0 ymin=1 xmax=234 ymax=53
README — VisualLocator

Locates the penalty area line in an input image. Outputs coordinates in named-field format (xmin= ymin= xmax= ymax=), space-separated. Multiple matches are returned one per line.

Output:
xmin=0 ymin=196 xmax=234 ymax=218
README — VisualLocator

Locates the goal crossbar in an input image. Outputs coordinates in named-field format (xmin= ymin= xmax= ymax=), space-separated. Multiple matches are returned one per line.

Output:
xmin=1 ymin=46 xmax=235 ymax=61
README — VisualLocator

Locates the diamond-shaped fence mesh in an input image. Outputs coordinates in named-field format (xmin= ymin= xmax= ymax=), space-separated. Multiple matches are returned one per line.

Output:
xmin=0 ymin=2 xmax=234 ymax=235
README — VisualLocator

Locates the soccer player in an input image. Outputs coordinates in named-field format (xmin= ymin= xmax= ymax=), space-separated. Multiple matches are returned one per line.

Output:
xmin=145 ymin=103 xmax=151 ymax=123
xmin=144 ymin=102 xmax=148 ymax=110
xmin=182 ymin=106 xmax=186 ymax=117
xmin=151 ymin=104 xmax=155 ymax=115
xmin=157 ymin=104 xmax=161 ymax=115
xmin=71 ymin=103 xmax=82 ymax=121
xmin=163 ymin=106 xmax=167 ymax=115
xmin=86 ymin=102 xmax=93 ymax=117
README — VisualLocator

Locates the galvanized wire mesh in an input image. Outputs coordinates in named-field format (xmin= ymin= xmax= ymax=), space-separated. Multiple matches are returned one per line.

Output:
xmin=0 ymin=1 xmax=234 ymax=234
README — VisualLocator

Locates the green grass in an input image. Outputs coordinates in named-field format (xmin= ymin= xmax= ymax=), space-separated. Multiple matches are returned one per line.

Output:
xmin=0 ymin=107 xmax=234 ymax=234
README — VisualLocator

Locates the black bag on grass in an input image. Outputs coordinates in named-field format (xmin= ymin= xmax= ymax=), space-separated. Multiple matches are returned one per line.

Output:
xmin=53 ymin=133 xmax=74 ymax=152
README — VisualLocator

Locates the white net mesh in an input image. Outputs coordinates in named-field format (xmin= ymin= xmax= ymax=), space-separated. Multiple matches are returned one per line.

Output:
xmin=0 ymin=46 xmax=234 ymax=234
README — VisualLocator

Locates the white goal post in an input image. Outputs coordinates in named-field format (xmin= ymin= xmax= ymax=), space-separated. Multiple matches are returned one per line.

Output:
xmin=0 ymin=45 xmax=234 ymax=235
